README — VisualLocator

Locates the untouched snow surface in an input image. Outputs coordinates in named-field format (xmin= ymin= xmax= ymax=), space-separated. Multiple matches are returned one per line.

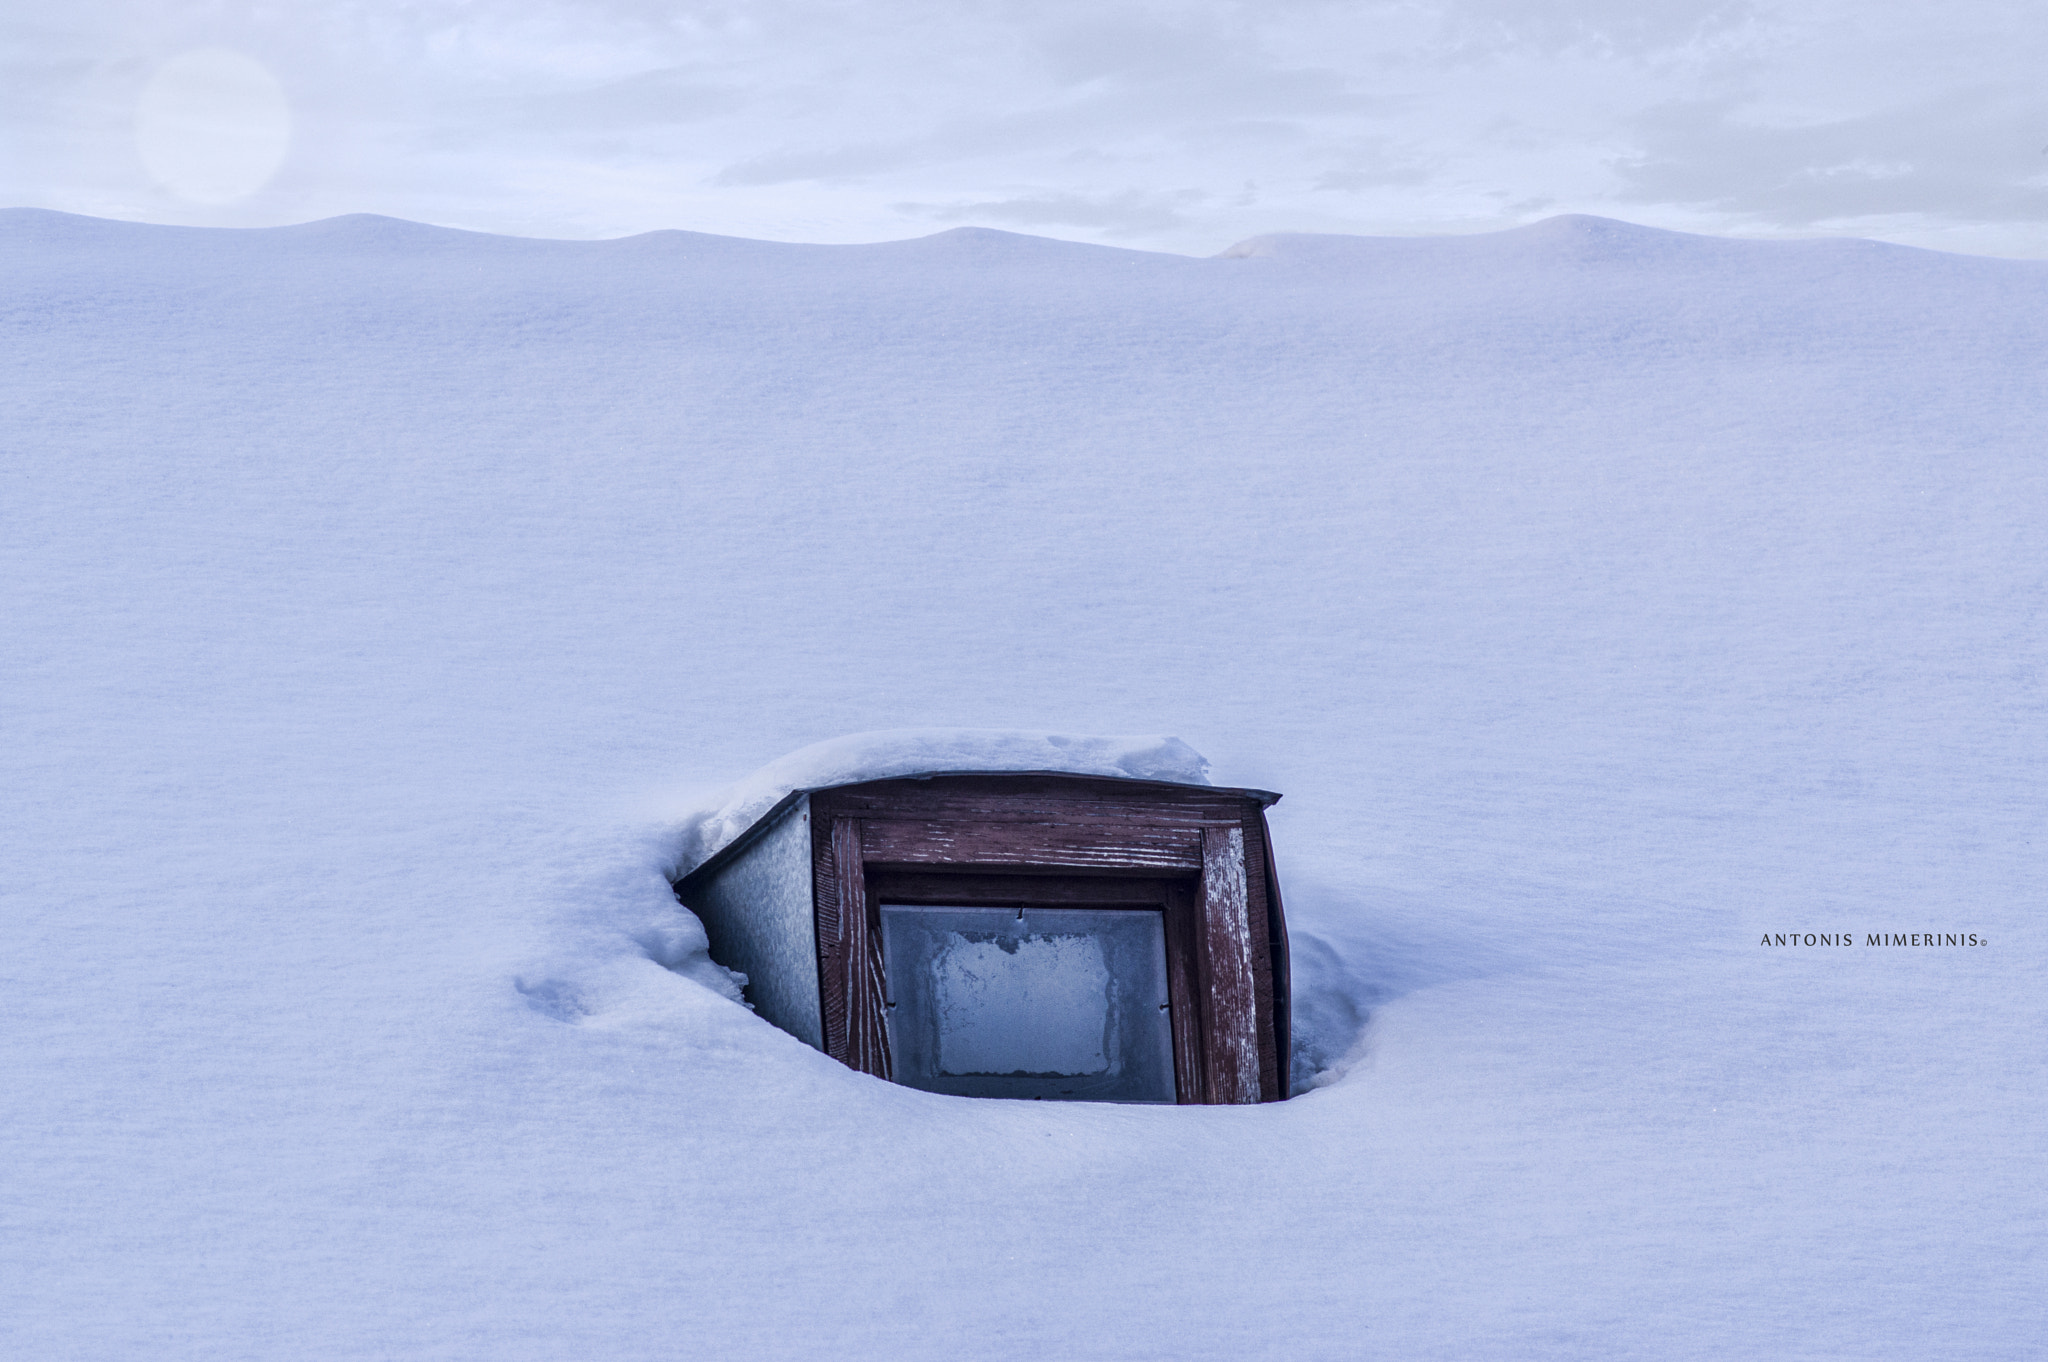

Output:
xmin=670 ymin=728 xmax=1213 ymax=877
xmin=4 ymin=210 xmax=2044 ymax=1359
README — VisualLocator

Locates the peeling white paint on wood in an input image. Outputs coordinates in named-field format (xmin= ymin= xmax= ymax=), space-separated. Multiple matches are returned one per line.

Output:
xmin=1200 ymin=825 xmax=1260 ymax=1104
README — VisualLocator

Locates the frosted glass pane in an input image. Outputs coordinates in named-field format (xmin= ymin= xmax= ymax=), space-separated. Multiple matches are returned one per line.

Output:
xmin=880 ymin=905 xmax=1176 ymax=1103
xmin=933 ymin=932 xmax=1112 ymax=1076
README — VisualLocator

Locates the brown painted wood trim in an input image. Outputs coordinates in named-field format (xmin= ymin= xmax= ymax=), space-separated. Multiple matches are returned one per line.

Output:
xmin=1198 ymin=825 xmax=1261 ymax=1104
xmin=830 ymin=817 xmax=890 ymax=1079
xmin=859 ymin=819 xmax=1202 ymax=872
xmin=1162 ymin=878 xmax=1205 ymax=1104
xmin=867 ymin=870 xmax=1189 ymax=907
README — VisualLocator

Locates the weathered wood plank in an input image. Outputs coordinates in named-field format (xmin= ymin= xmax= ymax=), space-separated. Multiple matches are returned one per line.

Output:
xmin=1162 ymin=879 xmax=1205 ymax=1104
xmin=867 ymin=871 xmax=1190 ymax=907
xmin=859 ymin=820 xmax=1202 ymax=871
xmin=828 ymin=798 xmax=1250 ymax=829
xmin=832 ymin=817 xmax=890 ymax=1080
xmin=1198 ymin=825 xmax=1260 ymax=1104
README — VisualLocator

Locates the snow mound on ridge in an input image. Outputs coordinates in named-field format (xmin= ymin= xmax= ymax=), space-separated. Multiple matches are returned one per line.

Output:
xmin=671 ymin=729 xmax=1211 ymax=879
xmin=1215 ymin=213 xmax=1792 ymax=267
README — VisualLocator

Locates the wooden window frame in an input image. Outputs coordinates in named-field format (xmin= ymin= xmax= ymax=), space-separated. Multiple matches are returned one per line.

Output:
xmin=808 ymin=775 xmax=1287 ymax=1104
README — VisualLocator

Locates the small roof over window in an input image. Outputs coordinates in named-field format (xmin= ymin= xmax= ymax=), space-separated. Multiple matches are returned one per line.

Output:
xmin=672 ymin=728 xmax=1269 ymax=881
xmin=673 ymin=731 xmax=1289 ymax=1105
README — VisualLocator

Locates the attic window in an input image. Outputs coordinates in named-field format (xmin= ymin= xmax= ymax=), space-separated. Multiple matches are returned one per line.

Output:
xmin=675 ymin=768 xmax=1290 ymax=1105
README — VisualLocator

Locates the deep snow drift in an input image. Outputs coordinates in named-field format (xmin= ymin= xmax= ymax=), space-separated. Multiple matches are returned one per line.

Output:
xmin=669 ymin=727 xmax=1214 ymax=877
xmin=3 ymin=209 xmax=2043 ymax=1360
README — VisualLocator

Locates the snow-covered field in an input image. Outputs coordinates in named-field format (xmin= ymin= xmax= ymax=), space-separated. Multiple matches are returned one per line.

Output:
xmin=4 ymin=208 xmax=2043 ymax=1359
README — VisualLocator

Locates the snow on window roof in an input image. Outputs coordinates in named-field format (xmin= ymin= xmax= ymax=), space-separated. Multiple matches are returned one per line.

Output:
xmin=672 ymin=729 xmax=1211 ymax=879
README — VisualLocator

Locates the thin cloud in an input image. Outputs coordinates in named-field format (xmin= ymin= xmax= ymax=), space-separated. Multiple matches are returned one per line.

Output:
xmin=1618 ymin=90 xmax=2048 ymax=226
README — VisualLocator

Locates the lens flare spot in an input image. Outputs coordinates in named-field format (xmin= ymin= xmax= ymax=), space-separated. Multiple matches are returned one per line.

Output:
xmin=135 ymin=50 xmax=291 ymax=204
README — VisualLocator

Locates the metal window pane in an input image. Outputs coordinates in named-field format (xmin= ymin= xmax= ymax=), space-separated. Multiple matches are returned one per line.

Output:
xmin=879 ymin=905 xmax=1176 ymax=1103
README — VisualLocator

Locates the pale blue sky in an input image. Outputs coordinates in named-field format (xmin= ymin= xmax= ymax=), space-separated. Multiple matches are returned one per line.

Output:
xmin=6 ymin=1 xmax=2046 ymax=254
